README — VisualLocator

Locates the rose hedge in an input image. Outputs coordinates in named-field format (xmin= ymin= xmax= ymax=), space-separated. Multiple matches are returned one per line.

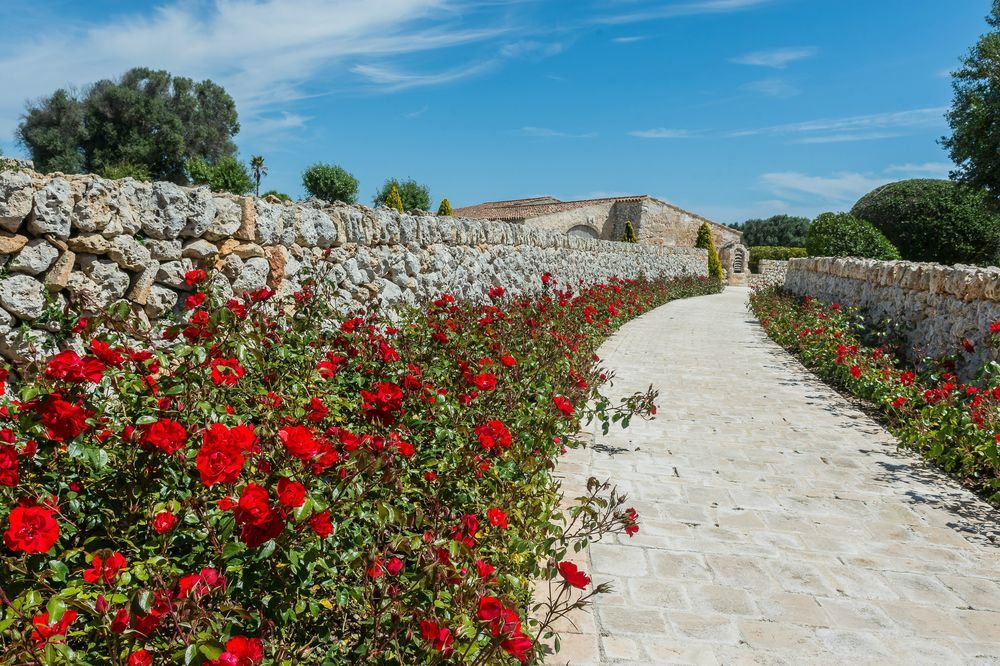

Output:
xmin=0 ymin=269 xmax=721 ymax=665
xmin=750 ymin=287 xmax=1000 ymax=502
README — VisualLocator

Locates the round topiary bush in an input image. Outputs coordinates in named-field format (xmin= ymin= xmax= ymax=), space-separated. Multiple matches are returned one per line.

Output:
xmin=850 ymin=179 xmax=1000 ymax=266
xmin=805 ymin=212 xmax=901 ymax=260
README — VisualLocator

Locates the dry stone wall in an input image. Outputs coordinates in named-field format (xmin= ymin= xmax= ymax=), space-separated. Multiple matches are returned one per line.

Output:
xmin=748 ymin=259 xmax=789 ymax=289
xmin=784 ymin=257 xmax=1000 ymax=376
xmin=0 ymin=161 xmax=708 ymax=365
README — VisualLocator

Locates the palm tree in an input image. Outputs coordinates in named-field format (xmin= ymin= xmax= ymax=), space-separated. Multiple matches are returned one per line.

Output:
xmin=250 ymin=155 xmax=267 ymax=197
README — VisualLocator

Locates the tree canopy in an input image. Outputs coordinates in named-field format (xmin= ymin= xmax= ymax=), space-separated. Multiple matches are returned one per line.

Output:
xmin=733 ymin=215 xmax=810 ymax=247
xmin=17 ymin=67 xmax=240 ymax=183
xmin=302 ymin=163 xmax=359 ymax=204
xmin=374 ymin=178 xmax=431 ymax=212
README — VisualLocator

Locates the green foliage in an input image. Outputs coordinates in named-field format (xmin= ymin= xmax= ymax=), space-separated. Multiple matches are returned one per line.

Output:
xmin=748 ymin=246 xmax=808 ymax=272
xmin=186 ymin=156 xmax=255 ymax=195
xmin=695 ymin=222 xmax=724 ymax=281
xmin=735 ymin=215 xmax=810 ymax=247
xmin=805 ymin=212 xmax=901 ymax=260
xmin=250 ymin=155 xmax=267 ymax=197
xmin=385 ymin=184 xmax=405 ymax=212
xmin=622 ymin=220 xmax=638 ymax=243
xmin=374 ymin=178 xmax=431 ymax=211
xmin=302 ymin=163 xmax=359 ymax=203
xmin=750 ymin=288 xmax=1000 ymax=503
xmin=17 ymin=67 xmax=239 ymax=182
xmin=100 ymin=161 xmax=151 ymax=182
xmin=850 ymin=179 xmax=1000 ymax=266
xmin=943 ymin=1 xmax=1000 ymax=198
xmin=437 ymin=198 xmax=454 ymax=216
xmin=262 ymin=190 xmax=291 ymax=202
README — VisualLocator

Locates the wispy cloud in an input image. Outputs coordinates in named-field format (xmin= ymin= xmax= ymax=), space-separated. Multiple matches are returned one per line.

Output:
xmin=730 ymin=107 xmax=947 ymax=142
xmin=593 ymin=0 xmax=775 ymax=24
xmin=886 ymin=162 xmax=953 ymax=177
xmin=760 ymin=162 xmax=956 ymax=208
xmin=628 ymin=128 xmax=698 ymax=139
xmin=0 ymin=0 xmax=515 ymax=137
xmin=793 ymin=132 xmax=900 ymax=144
xmin=514 ymin=126 xmax=597 ymax=138
xmin=404 ymin=105 xmax=430 ymax=119
xmin=612 ymin=35 xmax=648 ymax=44
xmin=730 ymin=46 xmax=817 ymax=68
xmin=741 ymin=77 xmax=798 ymax=97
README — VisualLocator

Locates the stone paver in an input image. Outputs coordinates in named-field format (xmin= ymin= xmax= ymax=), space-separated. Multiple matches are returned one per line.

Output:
xmin=548 ymin=287 xmax=1000 ymax=665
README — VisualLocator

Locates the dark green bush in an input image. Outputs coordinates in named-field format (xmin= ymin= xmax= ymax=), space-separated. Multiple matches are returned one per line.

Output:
xmin=805 ymin=212 xmax=901 ymax=260
xmin=302 ymin=163 xmax=359 ymax=204
xmin=187 ymin=156 xmax=254 ymax=195
xmin=735 ymin=215 xmax=810 ymax=247
xmin=101 ymin=161 xmax=151 ymax=182
xmin=749 ymin=246 xmax=808 ymax=272
xmin=622 ymin=220 xmax=638 ymax=243
xmin=850 ymin=179 xmax=1000 ymax=265
xmin=374 ymin=178 xmax=431 ymax=211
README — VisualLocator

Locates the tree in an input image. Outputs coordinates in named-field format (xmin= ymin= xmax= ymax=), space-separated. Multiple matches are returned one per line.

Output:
xmin=851 ymin=179 xmax=1000 ymax=265
xmin=437 ymin=198 xmax=454 ymax=216
xmin=385 ymin=184 xmax=405 ymax=213
xmin=622 ymin=220 xmax=638 ymax=243
xmin=374 ymin=178 xmax=431 ymax=211
xmin=302 ymin=163 xmax=359 ymax=204
xmin=805 ymin=212 xmax=901 ymax=260
xmin=17 ymin=67 xmax=239 ymax=182
xmin=250 ymin=155 xmax=267 ymax=197
xmin=187 ymin=156 xmax=255 ymax=195
xmin=942 ymin=1 xmax=1000 ymax=198
xmin=736 ymin=215 xmax=810 ymax=247
xmin=695 ymin=222 xmax=724 ymax=282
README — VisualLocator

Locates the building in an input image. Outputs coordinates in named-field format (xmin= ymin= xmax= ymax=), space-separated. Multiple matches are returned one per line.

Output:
xmin=454 ymin=194 xmax=748 ymax=281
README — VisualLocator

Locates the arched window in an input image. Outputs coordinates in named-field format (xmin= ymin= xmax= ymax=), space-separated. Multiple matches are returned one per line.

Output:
xmin=567 ymin=224 xmax=599 ymax=239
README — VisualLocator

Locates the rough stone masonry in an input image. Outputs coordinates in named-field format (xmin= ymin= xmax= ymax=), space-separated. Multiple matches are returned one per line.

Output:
xmin=0 ymin=160 xmax=707 ymax=366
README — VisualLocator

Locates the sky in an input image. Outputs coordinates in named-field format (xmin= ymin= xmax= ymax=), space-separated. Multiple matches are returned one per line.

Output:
xmin=0 ymin=0 xmax=988 ymax=223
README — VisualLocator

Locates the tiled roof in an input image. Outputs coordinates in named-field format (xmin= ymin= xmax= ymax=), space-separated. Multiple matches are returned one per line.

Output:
xmin=454 ymin=196 xmax=647 ymax=221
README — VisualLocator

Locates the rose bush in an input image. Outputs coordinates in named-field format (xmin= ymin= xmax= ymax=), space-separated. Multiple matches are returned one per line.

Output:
xmin=750 ymin=287 xmax=1000 ymax=503
xmin=0 ymin=269 xmax=720 ymax=664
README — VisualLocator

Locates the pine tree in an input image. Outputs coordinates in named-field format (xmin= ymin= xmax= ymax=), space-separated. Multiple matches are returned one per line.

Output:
xmin=695 ymin=222 xmax=724 ymax=282
xmin=622 ymin=220 xmax=638 ymax=243
xmin=437 ymin=198 xmax=454 ymax=216
xmin=386 ymin=184 xmax=405 ymax=212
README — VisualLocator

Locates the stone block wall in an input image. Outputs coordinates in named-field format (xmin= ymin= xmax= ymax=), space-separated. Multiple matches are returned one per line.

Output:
xmin=0 ymin=161 xmax=708 ymax=365
xmin=784 ymin=257 xmax=1000 ymax=376
xmin=749 ymin=259 xmax=789 ymax=289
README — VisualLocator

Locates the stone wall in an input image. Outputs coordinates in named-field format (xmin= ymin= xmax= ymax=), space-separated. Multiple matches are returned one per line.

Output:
xmin=784 ymin=257 xmax=1000 ymax=376
xmin=0 ymin=162 xmax=708 ymax=366
xmin=749 ymin=259 xmax=789 ymax=289
xmin=638 ymin=198 xmax=743 ymax=250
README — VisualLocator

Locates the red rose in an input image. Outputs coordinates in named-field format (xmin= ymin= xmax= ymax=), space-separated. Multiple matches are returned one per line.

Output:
xmin=277 ymin=478 xmax=306 ymax=508
xmin=195 ymin=424 xmax=246 ymax=486
xmin=317 ymin=353 xmax=347 ymax=378
xmin=185 ymin=291 xmax=207 ymax=310
xmin=367 ymin=558 xmax=384 ymax=579
xmin=34 ymin=396 xmax=88 ymax=442
xmin=475 ymin=420 xmax=512 ymax=450
xmin=0 ymin=444 xmax=18 ymax=487
xmin=309 ymin=509 xmax=333 ymax=538
xmin=553 ymin=395 xmax=574 ymax=417
xmin=487 ymin=507 xmax=508 ymax=529
xmin=477 ymin=596 xmax=504 ymax=622
xmin=420 ymin=620 xmax=454 ymax=654
xmin=557 ymin=561 xmax=591 ymax=589
xmin=111 ymin=609 xmax=130 ymax=633
xmin=850 ymin=365 xmax=861 ymax=379
xmin=360 ymin=382 xmax=404 ymax=425
xmin=4 ymin=505 xmax=59 ymax=553
xmin=277 ymin=425 xmax=320 ymax=461
xmin=386 ymin=556 xmax=404 ymax=576
xmin=152 ymin=510 xmax=177 ymax=534
xmin=31 ymin=610 xmax=77 ymax=647
xmin=139 ymin=418 xmax=187 ymax=454
xmin=184 ymin=268 xmax=207 ymax=286
xmin=500 ymin=354 xmax=516 ymax=367
xmin=501 ymin=631 xmax=533 ymax=663
xmin=210 ymin=357 xmax=245 ymax=386
xmin=475 ymin=559 xmax=495 ymax=579
xmin=89 ymin=339 xmax=125 ymax=366
xmin=472 ymin=373 xmax=497 ymax=391
xmin=45 ymin=350 xmax=106 ymax=384
xmin=127 ymin=649 xmax=152 ymax=666
xmin=306 ymin=397 xmax=329 ymax=423
xmin=234 ymin=483 xmax=285 ymax=548
xmin=177 ymin=567 xmax=226 ymax=599
xmin=83 ymin=551 xmax=127 ymax=584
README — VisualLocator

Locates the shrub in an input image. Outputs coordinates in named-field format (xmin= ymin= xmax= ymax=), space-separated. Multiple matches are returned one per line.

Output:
xmin=374 ymin=179 xmax=431 ymax=211
xmin=749 ymin=246 xmax=808 ymax=273
xmin=384 ymin=184 xmax=405 ymax=212
xmin=101 ymin=162 xmax=151 ymax=182
xmin=0 ymin=271 xmax=721 ymax=663
xmin=302 ymin=163 xmax=359 ymax=204
xmin=805 ymin=212 xmax=901 ymax=260
xmin=187 ymin=156 xmax=255 ymax=196
xmin=437 ymin=198 xmax=453 ymax=216
xmin=850 ymin=179 xmax=1000 ymax=266
xmin=735 ymin=215 xmax=810 ymax=247
xmin=695 ymin=222 xmax=724 ymax=281
xmin=621 ymin=220 xmax=638 ymax=243
xmin=749 ymin=288 xmax=1000 ymax=503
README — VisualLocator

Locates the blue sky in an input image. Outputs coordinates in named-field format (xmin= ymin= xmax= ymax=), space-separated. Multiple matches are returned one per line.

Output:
xmin=0 ymin=0 xmax=987 ymax=223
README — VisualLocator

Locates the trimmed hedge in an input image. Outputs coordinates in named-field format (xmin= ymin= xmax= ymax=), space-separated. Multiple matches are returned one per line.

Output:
xmin=850 ymin=179 xmax=1000 ymax=266
xmin=749 ymin=246 xmax=807 ymax=273
xmin=805 ymin=212 xmax=901 ymax=260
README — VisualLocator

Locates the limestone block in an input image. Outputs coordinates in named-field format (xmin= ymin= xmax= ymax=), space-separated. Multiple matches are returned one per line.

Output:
xmin=253 ymin=200 xmax=283 ymax=245
xmin=180 ymin=187 xmax=217 ymax=237
xmin=44 ymin=250 xmax=76 ymax=292
xmin=146 ymin=239 xmax=182 ymax=261
xmin=127 ymin=262 xmax=160 ymax=305
xmin=203 ymin=196 xmax=242 ymax=241
xmin=72 ymin=177 xmax=113 ymax=233
xmin=0 ymin=232 xmax=28 ymax=254
xmin=10 ymin=239 xmax=60 ymax=275
xmin=0 ymin=274 xmax=47 ymax=320
xmin=181 ymin=239 xmax=219 ymax=260
xmin=232 ymin=257 xmax=269 ymax=293
xmin=156 ymin=260 xmax=196 ymax=291
xmin=109 ymin=235 xmax=153 ymax=271
xmin=29 ymin=177 xmax=73 ymax=237
xmin=145 ymin=285 xmax=179 ymax=318
xmin=0 ymin=169 xmax=33 ymax=232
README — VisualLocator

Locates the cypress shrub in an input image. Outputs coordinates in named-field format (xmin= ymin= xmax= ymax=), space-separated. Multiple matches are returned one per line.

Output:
xmin=622 ymin=220 xmax=638 ymax=243
xmin=695 ymin=222 xmax=724 ymax=282
xmin=437 ymin=198 xmax=453 ymax=216
xmin=386 ymin=184 xmax=405 ymax=212
xmin=805 ymin=212 xmax=901 ymax=260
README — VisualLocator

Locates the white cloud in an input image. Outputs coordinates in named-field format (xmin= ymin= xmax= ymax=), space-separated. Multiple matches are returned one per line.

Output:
xmin=737 ymin=107 xmax=947 ymax=137
xmin=594 ymin=0 xmax=775 ymax=24
xmin=741 ymin=77 xmax=798 ymax=98
xmin=730 ymin=47 xmax=817 ymax=69
xmin=0 ymin=0 xmax=514 ymax=138
xmin=628 ymin=128 xmax=697 ymax=139
xmin=352 ymin=61 xmax=496 ymax=91
xmin=793 ymin=132 xmax=900 ymax=144
xmin=404 ymin=105 xmax=430 ymax=118
xmin=515 ymin=126 xmax=597 ymax=138
xmin=760 ymin=171 xmax=892 ymax=204
xmin=886 ymin=162 xmax=952 ymax=177
xmin=612 ymin=36 xmax=648 ymax=44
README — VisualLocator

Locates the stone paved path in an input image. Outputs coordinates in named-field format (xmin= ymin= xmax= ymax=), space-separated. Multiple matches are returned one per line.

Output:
xmin=551 ymin=287 xmax=1000 ymax=665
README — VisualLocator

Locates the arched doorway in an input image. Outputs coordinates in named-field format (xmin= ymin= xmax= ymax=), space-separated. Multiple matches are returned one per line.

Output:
xmin=567 ymin=225 xmax=599 ymax=239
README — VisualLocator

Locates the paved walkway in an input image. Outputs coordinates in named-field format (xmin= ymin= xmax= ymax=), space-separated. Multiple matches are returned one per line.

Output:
xmin=551 ymin=287 xmax=1000 ymax=665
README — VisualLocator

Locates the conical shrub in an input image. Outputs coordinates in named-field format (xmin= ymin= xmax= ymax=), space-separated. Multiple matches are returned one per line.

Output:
xmin=437 ymin=198 xmax=453 ymax=216
xmin=622 ymin=220 xmax=638 ymax=243
xmin=695 ymin=222 xmax=724 ymax=282
xmin=386 ymin=184 xmax=405 ymax=213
